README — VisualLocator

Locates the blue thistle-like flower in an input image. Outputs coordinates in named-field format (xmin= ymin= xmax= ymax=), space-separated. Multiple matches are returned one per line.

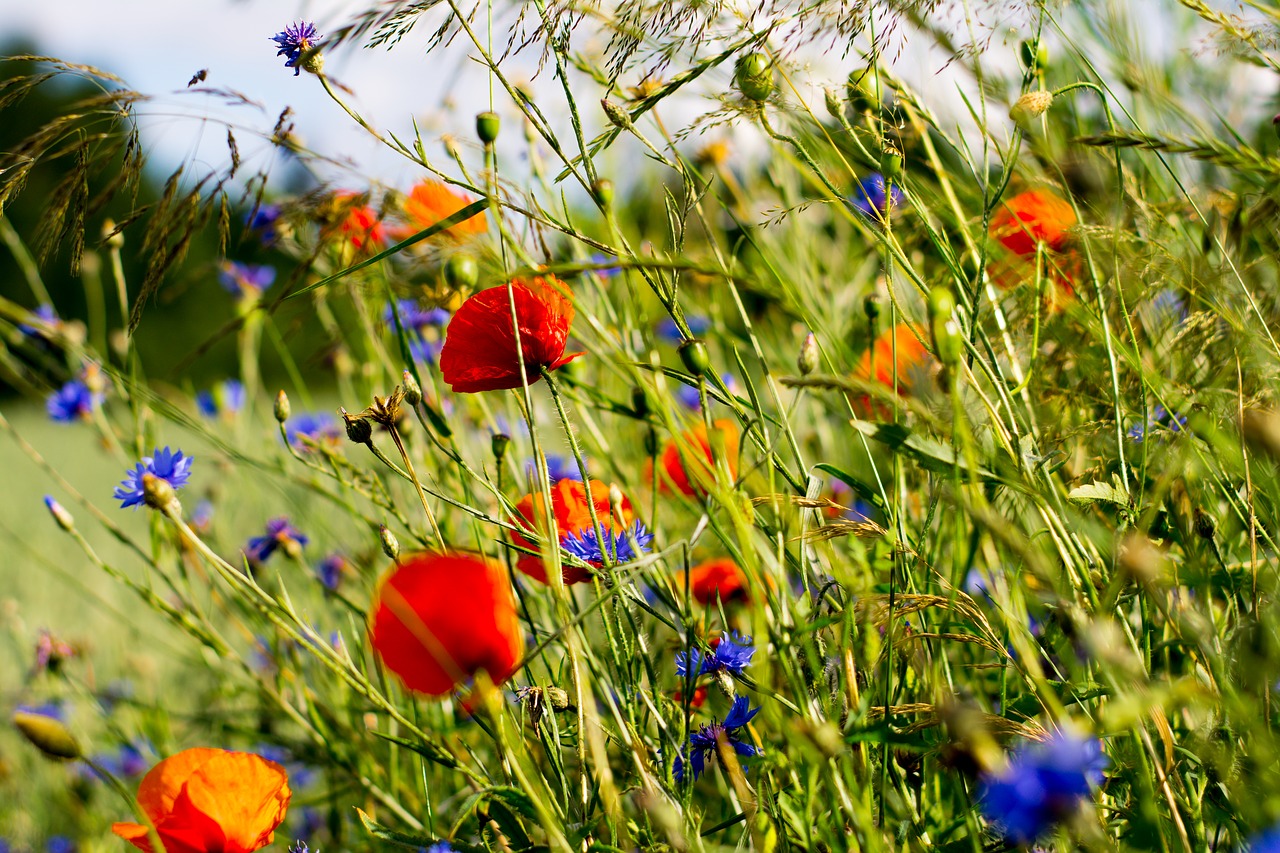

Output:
xmin=676 ymin=631 xmax=756 ymax=678
xmin=47 ymin=379 xmax=101 ymax=423
xmin=196 ymin=379 xmax=246 ymax=418
xmin=46 ymin=837 xmax=75 ymax=853
xmin=288 ymin=844 xmax=309 ymax=853
xmin=657 ymin=314 xmax=711 ymax=344
xmin=286 ymin=412 xmax=342 ymax=448
xmin=316 ymin=553 xmax=348 ymax=591
xmin=245 ymin=517 xmax=309 ymax=564
xmin=271 ymin=21 xmax=323 ymax=75
xmin=848 ymin=173 xmax=904 ymax=221
xmin=218 ymin=261 xmax=276 ymax=298
xmin=674 ymin=695 xmax=762 ymax=781
xmin=385 ymin=299 xmax=451 ymax=331
xmin=246 ymin=203 xmax=282 ymax=244
xmin=562 ymin=519 xmax=653 ymax=566
xmin=19 ymin=304 xmax=60 ymax=339
xmin=113 ymin=447 xmax=194 ymax=510
xmin=1127 ymin=404 xmax=1186 ymax=443
xmin=979 ymin=730 xmax=1108 ymax=845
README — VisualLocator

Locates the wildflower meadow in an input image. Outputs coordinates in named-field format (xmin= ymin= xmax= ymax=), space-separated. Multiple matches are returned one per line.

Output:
xmin=3 ymin=0 xmax=1280 ymax=850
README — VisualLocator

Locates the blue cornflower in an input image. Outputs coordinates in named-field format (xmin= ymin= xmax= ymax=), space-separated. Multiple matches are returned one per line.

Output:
xmin=196 ymin=378 xmax=246 ymax=418
xmin=16 ymin=701 xmax=66 ymax=721
xmin=385 ymin=299 xmax=450 ymax=330
xmin=562 ymin=519 xmax=653 ymax=566
xmin=316 ymin=553 xmax=348 ymax=591
xmin=288 ymin=844 xmax=310 ymax=853
xmin=420 ymin=845 xmax=457 ymax=853
xmin=527 ymin=456 xmax=584 ymax=483
xmin=246 ymin=203 xmax=282 ymax=243
xmin=46 ymin=837 xmax=75 ymax=853
xmin=271 ymin=21 xmax=323 ymax=75
xmin=47 ymin=379 xmax=100 ymax=422
xmin=408 ymin=333 xmax=442 ymax=365
xmin=255 ymin=743 xmax=316 ymax=789
xmin=82 ymin=739 xmax=151 ymax=781
xmin=674 ymin=694 xmax=762 ymax=781
xmin=676 ymin=631 xmax=756 ymax=678
xmin=657 ymin=314 xmax=711 ymax=344
xmin=1249 ymin=823 xmax=1280 ymax=853
xmin=587 ymin=252 xmax=621 ymax=278
xmin=979 ymin=730 xmax=1108 ymax=845
xmin=19 ymin=303 xmax=59 ymax=339
xmin=1127 ymin=404 xmax=1186 ymax=442
xmin=245 ymin=517 xmax=309 ymax=563
xmin=848 ymin=172 xmax=904 ymax=221
xmin=113 ymin=447 xmax=194 ymax=509
xmin=286 ymin=412 xmax=341 ymax=448
xmin=1147 ymin=288 xmax=1187 ymax=331
xmin=677 ymin=374 xmax=738 ymax=411
xmin=218 ymin=261 xmax=276 ymax=298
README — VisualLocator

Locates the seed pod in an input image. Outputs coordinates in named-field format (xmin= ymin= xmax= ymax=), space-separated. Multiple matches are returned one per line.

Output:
xmin=274 ymin=390 xmax=291 ymax=423
xmin=846 ymin=69 xmax=882 ymax=112
xmin=379 ymin=524 xmax=401 ymax=561
xmin=476 ymin=111 xmax=500 ymax=144
xmin=863 ymin=294 xmax=881 ymax=323
xmin=444 ymin=253 xmax=480 ymax=291
xmin=601 ymin=99 xmax=633 ymax=130
xmin=879 ymin=148 xmax=903 ymax=182
xmin=823 ymin=87 xmax=844 ymax=119
xmin=491 ymin=433 xmax=511 ymax=462
xmin=679 ymin=339 xmax=711 ymax=376
xmin=341 ymin=408 xmax=373 ymax=445
xmin=735 ymin=52 xmax=773 ymax=102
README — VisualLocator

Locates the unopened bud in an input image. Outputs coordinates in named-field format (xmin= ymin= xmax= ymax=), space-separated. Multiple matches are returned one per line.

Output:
xmin=141 ymin=473 xmax=180 ymax=514
xmin=1010 ymin=90 xmax=1054 ymax=123
xmin=678 ymin=339 xmax=711 ymax=376
xmin=43 ymin=496 xmax=74 ymax=531
xmin=544 ymin=686 xmax=571 ymax=710
xmin=591 ymin=178 xmax=614 ymax=209
xmin=401 ymin=370 xmax=422 ymax=407
xmin=444 ymin=253 xmax=479 ymax=291
xmin=630 ymin=387 xmax=649 ymax=418
xmin=476 ymin=111 xmax=500 ymax=145
xmin=1020 ymin=40 xmax=1049 ymax=73
xmin=13 ymin=711 xmax=81 ymax=760
xmin=1193 ymin=508 xmax=1216 ymax=541
xmin=798 ymin=332 xmax=819 ymax=375
xmin=846 ymin=69 xmax=882 ymax=112
xmin=929 ymin=288 xmax=961 ymax=367
xmin=608 ymin=483 xmax=625 ymax=513
xmin=823 ymin=87 xmax=843 ymax=119
xmin=491 ymin=433 xmax=511 ymax=462
xmin=340 ymin=408 xmax=373 ymax=445
xmin=601 ymin=99 xmax=633 ymax=130
xmin=378 ymin=525 xmax=400 ymax=560
xmin=735 ymin=52 xmax=773 ymax=102
xmin=274 ymin=390 xmax=291 ymax=423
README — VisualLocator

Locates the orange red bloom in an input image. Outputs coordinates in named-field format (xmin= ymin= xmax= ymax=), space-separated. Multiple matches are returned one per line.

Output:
xmin=853 ymin=323 xmax=932 ymax=396
xmin=649 ymin=419 xmax=741 ymax=496
xmin=676 ymin=557 xmax=751 ymax=605
xmin=511 ymin=478 xmax=634 ymax=585
xmin=392 ymin=180 xmax=487 ymax=241
xmin=439 ymin=277 xmax=584 ymax=393
xmin=327 ymin=192 xmax=386 ymax=251
xmin=368 ymin=552 xmax=523 ymax=696
xmin=111 ymin=747 xmax=290 ymax=853
xmin=989 ymin=189 xmax=1075 ymax=257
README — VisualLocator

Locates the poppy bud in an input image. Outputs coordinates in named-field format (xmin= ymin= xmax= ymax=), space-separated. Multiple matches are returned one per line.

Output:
xmin=142 ymin=473 xmax=180 ymax=514
xmin=798 ymin=331 xmax=819 ymax=375
xmin=929 ymin=288 xmax=962 ymax=368
xmin=631 ymin=387 xmax=649 ymax=418
xmin=823 ymin=87 xmax=844 ymax=119
xmin=379 ymin=524 xmax=400 ymax=560
xmin=444 ymin=253 xmax=480 ymax=291
xmin=13 ymin=711 xmax=81 ymax=760
xmin=491 ymin=433 xmax=511 ymax=462
xmin=1020 ymin=39 xmax=1049 ymax=73
xmin=735 ymin=52 xmax=773 ymax=102
xmin=43 ymin=495 xmax=74 ymax=532
xmin=401 ymin=370 xmax=422 ymax=407
xmin=601 ymin=99 xmax=633 ymax=130
xmin=863 ymin=294 xmax=881 ymax=323
xmin=476 ymin=111 xmax=501 ymax=144
xmin=274 ymin=390 xmax=291 ymax=423
xmin=341 ymin=408 xmax=373 ymax=445
xmin=879 ymin=147 xmax=903 ymax=182
xmin=679 ymin=339 xmax=711 ymax=376
xmin=846 ymin=69 xmax=882 ymax=112
xmin=1010 ymin=90 xmax=1054 ymax=123
xmin=591 ymin=178 xmax=615 ymax=209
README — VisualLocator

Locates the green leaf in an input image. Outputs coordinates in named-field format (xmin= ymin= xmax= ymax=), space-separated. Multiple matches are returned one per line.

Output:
xmin=813 ymin=462 xmax=886 ymax=510
xmin=1068 ymin=479 xmax=1130 ymax=508
xmin=849 ymin=421 xmax=998 ymax=481
xmin=356 ymin=808 xmax=480 ymax=851
xmin=368 ymin=728 xmax=460 ymax=769
xmin=286 ymin=199 xmax=490 ymax=300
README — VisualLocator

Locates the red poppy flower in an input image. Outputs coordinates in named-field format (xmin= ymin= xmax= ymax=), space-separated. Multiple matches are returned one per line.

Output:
xmin=648 ymin=419 xmax=742 ymax=496
xmin=112 ymin=747 xmax=291 ymax=853
xmin=368 ymin=552 xmax=523 ymax=696
xmin=989 ymin=189 xmax=1075 ymax=257
xmin=854 ymin=323 xmax=932 ymax=394
xmin=326 ymin=192 xmax=386 ymax=251
xmin=391 ymin=180 xmax=486 ymax=242
xmin=675 ymin=557 xmax=751 ymax=605
xmin=439 ymin=277 xmax=584 ymax=393
xmin=673 ymin=685 xmax=708 ymax=709
xmin=511 ymin=478 xmax=635 ymax=585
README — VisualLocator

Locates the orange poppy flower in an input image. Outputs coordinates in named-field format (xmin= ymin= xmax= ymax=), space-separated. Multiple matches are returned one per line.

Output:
xmin=989 ymin=189 xmax=1075 ymax=257
xmin=853 ymin=323 xmax=931 ymax=395
xmin=675 ymin=557 xmax=751 ymax=605
xmin=111 ymin=747 xmax=290 ymax=853
xmin=649 ymin=419 xmax=742 ymax=496
xmin=391 ymin=180 xmax=487 ymax=242
xmin=439 ymin=277 xmax=585 ymax=393
xmin=511 ymin=478 xmax=636 ymax=585
xmin=368 ymin=552 xmax=523 ymax=696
